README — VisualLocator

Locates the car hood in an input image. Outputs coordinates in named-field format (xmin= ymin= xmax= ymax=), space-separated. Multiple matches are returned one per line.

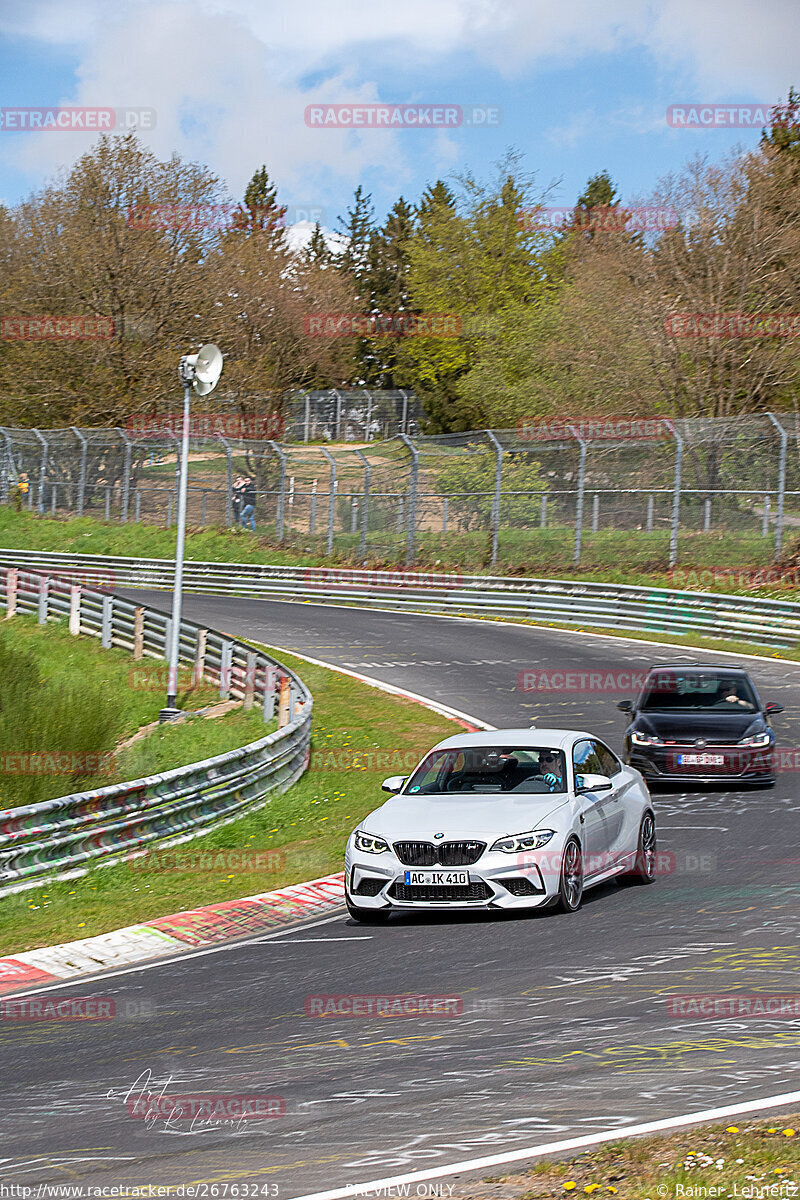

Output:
xmin=634 ymin=711 xmax=764 ymax=742
xmin=358 ymin=792 xmax=570 ymax=842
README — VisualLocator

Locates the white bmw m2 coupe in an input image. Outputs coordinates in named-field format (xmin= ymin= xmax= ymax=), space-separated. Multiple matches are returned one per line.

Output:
xmin=345 ymin=728 xmax=656 ymax=921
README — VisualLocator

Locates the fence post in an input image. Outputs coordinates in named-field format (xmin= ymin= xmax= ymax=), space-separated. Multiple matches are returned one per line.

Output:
xmin=0 ymin=430 xmax=17 ymax=504
xmin=220 ymin=640 xmax=233 ymax=699
xmin=135 ymin=491 xmax=141 ymax=522
xmin=762 ymin=495 xmax=770 ymax=537
xmin=569 ymin=427 xmax=588 ymax=566
xmin=278 ymin=674 xmax=291 ymax=727
xmin=244 ymin=651 xmax=256 ymax=709
xmin=6 ymin=568 xmax=17 ymax=617
xmin=117 ymin=428 xmax=132 ymax=523
xmin=69 ymin=585 xmax=81 ymax=636
xmin=767 ymin=412 xmax=787 ymax=561
xmin=217 ymin=436 xmax=233 ymax=526
xmin=33 ymin=429 xmax=48 ymax=515
xmin=484 ymin=431 xmax=503 ymax=567
xmin=399 ymin=389 xmax=409 ymax=435
xmin=101 ymin=595 xmax=113 ymax=648
xmin=309 ymin=479 xmax=317 ymax=535
xmin=669 ymin=427 xmax=684 ymax=568
xmin=592 ymin=493 xmax=599 ymax=533
xmin=267 ymin=440 xmax=287 ymax=541
xmin=703 ymin=496 xmax=711 ymax=533
xmin=303 ymin=393 xmax=311 ymax=443
xmin=540 ymin=494 xmax=547 ymax=528
xmin=646 ymin=494 xmax=654 ymax=532
xmin=104 ymin=486 xmax=111 ymax=520
xmin=397 ymin=433 xmax=418 ymax=566
xmin=353 ymin=449 xmax=371 ymax=562
xmin=364 ymin=389 xmax=374 ymax=441
xmin=193 ymin=628 xmax=207 ymax=682
xmin=332 ymin=389 xmax=343 ymax=441
xmin=320 ymin=448 xmax=337 ymax=556
xmin=38 ymin=575 xmax=49 ymax=625
xmin=133 ymin=606 xmax=145 ymax=658
xmin=263 ymin=664 xmax=276 ymax=720
xmin=166 ymin=493 xmax=173 ymax=527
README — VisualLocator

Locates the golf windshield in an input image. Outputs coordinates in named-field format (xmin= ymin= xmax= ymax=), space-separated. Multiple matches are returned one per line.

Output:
xmin=640 ymin=671 xmax=758 ymax=712
xmin=405 ymin=747 xmax=568 ymax=795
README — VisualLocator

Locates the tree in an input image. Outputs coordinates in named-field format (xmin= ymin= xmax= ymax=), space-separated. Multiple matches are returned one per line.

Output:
xmin=361 ymin=197 xmax=417 ymax=386
xmin=435 ymin=445 xmax=547 ymax=530
xmin=0 ymin=133 xmax=225 ymax=427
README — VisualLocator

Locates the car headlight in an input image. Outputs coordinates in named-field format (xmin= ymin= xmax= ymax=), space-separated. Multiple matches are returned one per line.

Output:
xmin=354 ymin=830 xmax=389 ymax=854
xmin=631 ymin=730 xmax=663 ymax=746
xmin=490 ymin=829 xmax=556 ymax=853
xmin=737 ymin=731 xmax=773 ymax=748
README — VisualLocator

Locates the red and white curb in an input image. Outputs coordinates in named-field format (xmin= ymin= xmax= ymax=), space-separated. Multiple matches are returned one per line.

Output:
xmin=0 ymin=873 xmax=344 ymax=996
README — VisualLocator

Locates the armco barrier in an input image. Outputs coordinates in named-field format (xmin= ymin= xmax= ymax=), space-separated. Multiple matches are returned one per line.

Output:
xmin=0 ymin=549 xmax=799 ymax=648
xmin=0 ymin=566 xmax=312 ymax=896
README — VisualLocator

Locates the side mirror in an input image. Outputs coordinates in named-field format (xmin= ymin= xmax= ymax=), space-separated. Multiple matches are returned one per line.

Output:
xmin=617 ymin=699 xmax=633 ymax=713
xmin=576 ymin=773 xmax=613 ymax=794
xmin=381 ymin=775 xmax=407 ymax=794
xmin=765 ymin=702 xmax=784 ymax=715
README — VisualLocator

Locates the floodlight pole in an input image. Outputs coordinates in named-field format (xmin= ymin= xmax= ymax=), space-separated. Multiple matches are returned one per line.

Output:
xmin=164 ymin=382 xmax=191 ymax=712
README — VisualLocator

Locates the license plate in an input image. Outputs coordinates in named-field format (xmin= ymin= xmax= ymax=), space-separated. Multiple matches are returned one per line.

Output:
xmin=677 ymin=754 xmax=725 ymax=765
xmin=403 ymin=870 xmax=469 ymax=886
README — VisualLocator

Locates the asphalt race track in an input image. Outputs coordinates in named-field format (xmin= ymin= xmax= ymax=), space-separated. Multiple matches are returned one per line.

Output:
xmin=3 ymin=594 xmax=800 ymax=1197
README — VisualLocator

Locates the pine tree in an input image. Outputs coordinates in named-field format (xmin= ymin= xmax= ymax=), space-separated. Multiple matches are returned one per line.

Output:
xmin=336 ymin=185 xmax=375 ymax=293
xmin=230 ymin=165 xmax=287 ymax=245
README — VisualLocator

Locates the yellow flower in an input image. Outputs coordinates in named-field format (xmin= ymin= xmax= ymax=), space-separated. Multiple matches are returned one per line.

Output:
xmin=726 ymin=1126 xmax=739 ymax=1133
xmin=782 ymin=1129 xmax=796 ymax=1137
xmin=563 ymin=1185 xmax=577 ymax=1192
xmin=585 ymin=1186 xmax=601 ymax=1194
xmin=78 ymin=922 xmax=86 ymax=927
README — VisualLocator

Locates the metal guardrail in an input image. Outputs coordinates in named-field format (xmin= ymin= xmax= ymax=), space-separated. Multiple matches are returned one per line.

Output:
xmin=0 ymin=549 xmax=798 ymax=649
xmin=0 ymin=565 xmax=313 ymax=896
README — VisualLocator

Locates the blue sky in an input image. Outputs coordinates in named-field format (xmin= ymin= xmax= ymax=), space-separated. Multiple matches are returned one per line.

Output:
xmin=0 ymin=0 xmax=797 ymax=231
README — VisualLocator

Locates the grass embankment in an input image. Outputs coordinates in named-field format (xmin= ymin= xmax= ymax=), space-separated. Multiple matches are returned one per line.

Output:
xmin=0 ymin=615 xmax=252 ymax=808
xmin=0 ymin=643 xmax=461 ymax=955
xmin=469 ymin=1114 xmax=799 ymax=1200
xmin=0 ymin=507 xmax=794 ymax=591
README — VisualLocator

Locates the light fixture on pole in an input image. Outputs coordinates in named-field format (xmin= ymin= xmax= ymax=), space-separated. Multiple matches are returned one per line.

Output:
xmin=160 ymin=343 xmax=223 ymax=722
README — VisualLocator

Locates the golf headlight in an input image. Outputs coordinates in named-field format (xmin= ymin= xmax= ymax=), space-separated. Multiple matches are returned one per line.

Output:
xmin=631 ymin=731 xmax=663 ymax=746
xmin=354 ymin=830 xmax=389 ymax=854
xmin=738 ymin=731 xmax=772 ymax=748
xmin=491 ymin=829 xmax=555 ymax=853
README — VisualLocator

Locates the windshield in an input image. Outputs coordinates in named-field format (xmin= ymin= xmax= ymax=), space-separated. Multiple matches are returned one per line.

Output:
xmin=405 ymin=746 xmax=568 ymax=795
xmin=640 ymin=671 xmax=758 ymax=713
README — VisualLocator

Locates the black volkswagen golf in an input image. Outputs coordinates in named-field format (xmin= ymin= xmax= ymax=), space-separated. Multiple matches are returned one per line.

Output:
xmin=619 ymin=665 xmax=783 ymax=786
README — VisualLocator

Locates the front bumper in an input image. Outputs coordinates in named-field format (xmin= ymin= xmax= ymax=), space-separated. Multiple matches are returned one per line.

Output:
xmin=344 ymin=844 xmax=564 ymax=911
xmin=629 ymin=745 xmax=774 ymax=784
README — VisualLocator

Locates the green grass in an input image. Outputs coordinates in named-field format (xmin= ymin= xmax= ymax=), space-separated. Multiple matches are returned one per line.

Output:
xmin=472 ymin=1113 xmax=799 ymax=1200
xmin=1 ymin=506 xmax=795 ymax=596
xmin=0 ymin=643 xmax=462 ymax=955
xmin=0 ymin=615 xmax=222 ymax=808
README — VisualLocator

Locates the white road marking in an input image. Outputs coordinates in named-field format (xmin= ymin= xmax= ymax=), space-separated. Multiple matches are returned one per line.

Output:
xmin=287 ymin=1089 xmax=800 ymax=1200
xmin=2 ymin=914 xmax=347 ymax=999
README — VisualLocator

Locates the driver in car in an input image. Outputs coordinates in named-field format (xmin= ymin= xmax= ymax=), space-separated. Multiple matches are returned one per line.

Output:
xmin=537 ymin=750 xmax=564 ymax=792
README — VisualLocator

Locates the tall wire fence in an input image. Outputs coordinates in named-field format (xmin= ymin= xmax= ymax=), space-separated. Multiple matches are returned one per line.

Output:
xmin=3 ymin=414 xmax=800 ymax=570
